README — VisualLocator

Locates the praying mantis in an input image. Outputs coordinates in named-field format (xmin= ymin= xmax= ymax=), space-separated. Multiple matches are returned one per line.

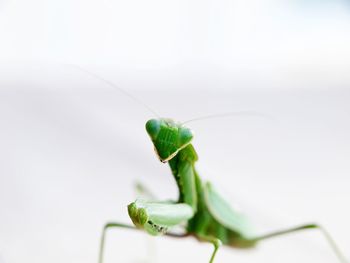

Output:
xmin=72 ymin=66 xmax=348 ymax=263
xmin=99 ymin=118 xmax=348 ymax=263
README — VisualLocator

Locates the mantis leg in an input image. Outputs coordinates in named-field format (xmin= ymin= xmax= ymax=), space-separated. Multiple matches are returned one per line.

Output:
xmin=99 ymin=221 xmax=191 ymax=263
xmin=198 ymin=235 xmax=222 ymax=263
xmin=252 ymin=223 xmax=348 ymax=263
xmin=99 ymin=222 xmax=136 ymax=263
xmin=134 ymin=181 xmax=157 ymax=200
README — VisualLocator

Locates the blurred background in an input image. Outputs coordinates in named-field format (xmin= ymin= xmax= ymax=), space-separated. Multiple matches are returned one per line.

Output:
xmin=0 ymin=0 xmax=349 ymax=263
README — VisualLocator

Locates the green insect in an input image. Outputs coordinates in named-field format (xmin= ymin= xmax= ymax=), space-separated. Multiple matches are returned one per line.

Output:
xmin=72 ymin=66 xmax=348 ymax=263
xmin=98 ymin=117 xmax=348 ymax=263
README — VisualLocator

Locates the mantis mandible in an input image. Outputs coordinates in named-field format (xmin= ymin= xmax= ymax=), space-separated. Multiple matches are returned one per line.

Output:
xmin=72 ymin=66 xmax=348 ymax=263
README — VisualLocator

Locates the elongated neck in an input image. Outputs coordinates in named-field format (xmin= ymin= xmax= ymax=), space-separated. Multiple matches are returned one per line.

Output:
xmin=168 ymin=144 xmax=199 ymax=205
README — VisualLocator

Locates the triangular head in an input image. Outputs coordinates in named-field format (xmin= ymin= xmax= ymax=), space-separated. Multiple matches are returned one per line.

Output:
xmin=145 ymin=118 xmax=194 ymax=163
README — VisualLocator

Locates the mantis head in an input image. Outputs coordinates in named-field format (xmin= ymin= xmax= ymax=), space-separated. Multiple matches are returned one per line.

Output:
xmin=145 ymin=118 xmax=194 ymax=163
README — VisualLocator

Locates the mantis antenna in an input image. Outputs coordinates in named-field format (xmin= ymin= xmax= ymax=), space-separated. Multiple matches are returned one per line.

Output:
xmin=66 ymin=64 xmax=160 ymax=118
xmin=67 ymin=65 xmax=273 ymax=126
xmin=181 ymin=110 xmax=277 ymax=125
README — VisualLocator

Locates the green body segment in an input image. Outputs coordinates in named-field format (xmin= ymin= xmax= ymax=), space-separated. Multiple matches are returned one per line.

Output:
xmin=168 ymin=143 xmax=254 ymax=247
xmin=128 ymin=118 xmax=255 ymax=247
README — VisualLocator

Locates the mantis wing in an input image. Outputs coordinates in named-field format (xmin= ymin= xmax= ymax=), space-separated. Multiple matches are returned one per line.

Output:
xmin=203 ymin=182 xmax=253 ymax=238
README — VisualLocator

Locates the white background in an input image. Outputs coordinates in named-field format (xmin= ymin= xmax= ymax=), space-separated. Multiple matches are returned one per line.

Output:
xmin=0 ymin=0 xmax=349 ymax=263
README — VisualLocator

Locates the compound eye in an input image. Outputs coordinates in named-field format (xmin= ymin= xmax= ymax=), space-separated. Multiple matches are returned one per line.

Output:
xmin=145 ymin=119 xmax=161 ymax=140
xmin=178 ymin=127 xmax=193 ymax=147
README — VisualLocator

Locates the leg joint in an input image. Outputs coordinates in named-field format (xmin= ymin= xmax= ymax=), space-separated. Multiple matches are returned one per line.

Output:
xmin=213 ymin=239 xmax=222 ymax=249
